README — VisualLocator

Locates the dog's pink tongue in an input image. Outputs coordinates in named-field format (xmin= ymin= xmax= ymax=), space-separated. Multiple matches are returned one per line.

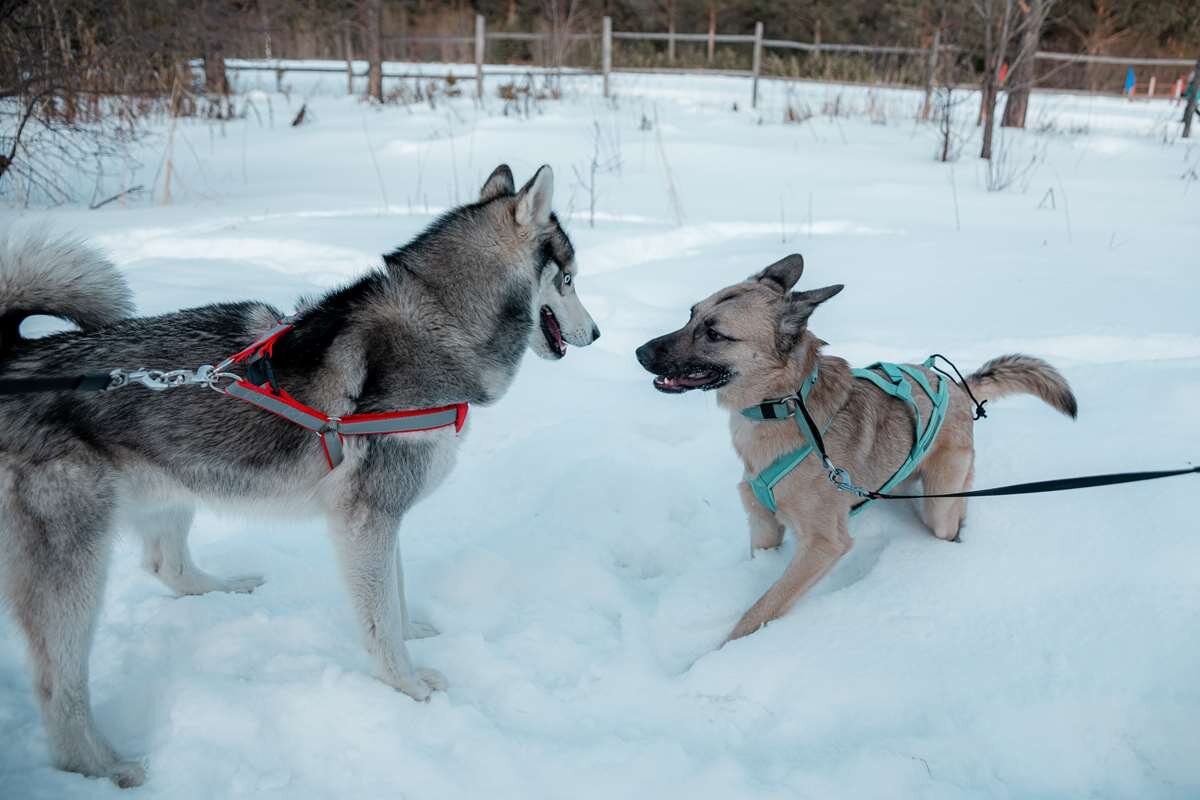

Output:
xmin=544 ymin=310 xmax=566 ymax=355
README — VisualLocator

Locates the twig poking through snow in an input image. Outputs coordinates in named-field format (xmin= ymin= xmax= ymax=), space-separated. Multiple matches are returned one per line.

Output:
xmin=653 ymin=107 xmax=685 ymax=226
xmin=948 ymin=166 xmax=961 ymax=232
xmin=1054 ymin=170 xmax=1072 ymax=243
xmin=89 ymin=185 xmax=144 ymax=210
xmin=360 ymin=113 xmax=389 ymax=213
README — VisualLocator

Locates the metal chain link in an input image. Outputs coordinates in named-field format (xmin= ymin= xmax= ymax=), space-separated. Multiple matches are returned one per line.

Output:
xmin=105 ymin=364 xmax=242 ymax=394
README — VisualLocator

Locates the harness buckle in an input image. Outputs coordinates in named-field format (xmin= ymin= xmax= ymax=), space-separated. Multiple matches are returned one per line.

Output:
xmin=757 ymin=395 xmax=799 ymax=420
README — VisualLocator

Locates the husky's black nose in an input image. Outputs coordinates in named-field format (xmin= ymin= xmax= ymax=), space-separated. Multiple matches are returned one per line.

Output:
xmin=591 ymin=325 xmax=601 ymax=342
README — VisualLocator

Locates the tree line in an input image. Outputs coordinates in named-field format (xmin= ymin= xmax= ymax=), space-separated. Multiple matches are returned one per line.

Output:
xmin=3 ymin=0 xmax=1200 ymax=196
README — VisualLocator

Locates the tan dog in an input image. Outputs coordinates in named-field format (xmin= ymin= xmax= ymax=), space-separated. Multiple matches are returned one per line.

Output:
xmin=635 ymin=254 xmax=1077 ymax=642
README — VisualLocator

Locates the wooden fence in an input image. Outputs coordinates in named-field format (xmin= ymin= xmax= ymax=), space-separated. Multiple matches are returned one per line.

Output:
xmin=225 ymin=16 xmax=1200 ymax=114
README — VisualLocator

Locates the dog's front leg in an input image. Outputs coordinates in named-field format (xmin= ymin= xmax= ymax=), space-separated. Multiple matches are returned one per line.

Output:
xmin=329 ymin=506 xmax=447 ymax=700
xmin=725 ymin=506 xmax=851 ymax=643
xmin=738 ymin=479 xmax=785 ymax=553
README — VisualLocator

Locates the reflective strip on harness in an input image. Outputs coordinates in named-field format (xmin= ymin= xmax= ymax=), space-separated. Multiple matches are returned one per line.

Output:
xmin=226 ymin=380 xmax=329 ymax=430
xmin=224 ymin=380 xmax=467 ymax=470
xmin=340 ymin=404 xmax=467 ymax=435
xmin=320 ymin=429 xmax=344 ymax=469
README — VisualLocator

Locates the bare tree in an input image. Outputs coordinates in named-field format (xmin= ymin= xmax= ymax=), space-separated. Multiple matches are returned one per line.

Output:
xmin=1185 ymin=58 xmax=1200 ymax=139
xmin=973 ymin=0 xmax=1017 ymax=160
xmin=1002 ymin=0 xmax=1055 ymax=129
xmin=542 ymin=0 xmax=588 ymax=78
xmin=362 ymin=0 xmax=383 ymax=102
xmin=1 ymin=0 xmax=163 ymax=201
xmin=200 ymin=0 xmax=230 ymax=96
xmin=706 ymin=1 xmax=717 ymax=62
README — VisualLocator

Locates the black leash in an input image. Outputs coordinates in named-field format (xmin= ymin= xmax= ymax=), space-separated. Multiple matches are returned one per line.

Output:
xmin=857 ymin=466 xmax=1199 ymax=506
xmin=783 ymin=362 xmax=1198 ymax=505
xmin=0 ymin=373 xmax=113 ymax=394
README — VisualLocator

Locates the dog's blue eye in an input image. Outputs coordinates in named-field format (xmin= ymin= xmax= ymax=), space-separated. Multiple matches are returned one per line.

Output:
xmin=562 ymin=273 xmax=573 ymax=286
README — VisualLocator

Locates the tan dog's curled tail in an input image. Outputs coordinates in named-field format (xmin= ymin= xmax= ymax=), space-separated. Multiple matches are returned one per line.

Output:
xmin=967 ymin=354 xmax=1078 ymax=419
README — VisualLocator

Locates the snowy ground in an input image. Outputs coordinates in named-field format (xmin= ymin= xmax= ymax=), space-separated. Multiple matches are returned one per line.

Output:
xmin=1 ymin=65 xmax=1198 ymax=798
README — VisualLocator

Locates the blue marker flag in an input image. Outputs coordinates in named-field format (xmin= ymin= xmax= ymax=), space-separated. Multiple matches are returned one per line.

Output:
xmin=1124 ymin=67 xmax=1136 ymax=94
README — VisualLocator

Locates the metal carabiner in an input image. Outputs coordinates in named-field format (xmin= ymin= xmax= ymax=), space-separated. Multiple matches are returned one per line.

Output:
xmin=822 ymin=458 xmax=871 ymax=498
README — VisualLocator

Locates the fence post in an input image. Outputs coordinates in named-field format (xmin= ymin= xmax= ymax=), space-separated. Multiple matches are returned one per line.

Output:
xmin=1184 ymin=57 xmax=1200 ymax=138
xmin=602 ymin=16 xmax=612 ymax=98
xmin=475 ymin=14 xmax=486 ymax=100
xmin=920 ymin=27 xmax=941 ymax=121
xmin=751 ymin=20 xmax=763 ymax=109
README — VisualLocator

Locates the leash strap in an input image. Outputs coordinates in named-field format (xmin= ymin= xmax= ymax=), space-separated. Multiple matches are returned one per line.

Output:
xmin=0 ymin=373 xmax=113 ymax=394
xmin=866 ymin=466 xmax=1199 ymax=501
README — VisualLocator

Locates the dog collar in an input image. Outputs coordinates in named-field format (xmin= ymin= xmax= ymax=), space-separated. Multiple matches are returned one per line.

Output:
xmin=741 ymin=365 xmax=820 ymax=422
xmin=218 ymin=320 xmax=467 ymax=469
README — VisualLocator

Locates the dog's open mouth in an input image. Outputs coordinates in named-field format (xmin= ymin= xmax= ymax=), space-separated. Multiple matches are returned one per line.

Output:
xmin=540 ymin=306 xmax=567 ymax=358
xmin=652 ymin=368 xmax=731 ymax=394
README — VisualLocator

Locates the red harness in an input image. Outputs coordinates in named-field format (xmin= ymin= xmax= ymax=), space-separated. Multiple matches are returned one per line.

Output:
xmin=215 ymin=321 xmax=468 ymax=469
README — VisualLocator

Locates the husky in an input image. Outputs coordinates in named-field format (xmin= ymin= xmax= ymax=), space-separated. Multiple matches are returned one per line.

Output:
xmin=0 ymin=164 xmax=599 ymax=787
xmin=635 ymin=254 xmax=1075 ymax=644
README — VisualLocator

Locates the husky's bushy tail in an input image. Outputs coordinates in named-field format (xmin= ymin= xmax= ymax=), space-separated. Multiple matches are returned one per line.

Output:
xmin=0 ymin=232 xmax=132 ymax=354
xmin=967 ymin=354 xmax=1078 ymax=419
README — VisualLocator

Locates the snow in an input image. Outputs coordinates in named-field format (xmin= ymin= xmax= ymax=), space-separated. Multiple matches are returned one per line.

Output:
xmin=2 ymin=65 xmax=1198 ymax=798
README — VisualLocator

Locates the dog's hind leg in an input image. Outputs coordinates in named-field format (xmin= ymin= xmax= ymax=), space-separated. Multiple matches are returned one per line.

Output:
xmin=918 ymin=445 xmax=974 ymax=542
xmin=1 ymin=468 xmax=145 ymax=787
xmin=738 ymin=479 xmax=785 ymax=553
xmin=131 ymin=503 xmax=264 ymax=596
xmin=329 ymin=505 xmax=446 ymax=700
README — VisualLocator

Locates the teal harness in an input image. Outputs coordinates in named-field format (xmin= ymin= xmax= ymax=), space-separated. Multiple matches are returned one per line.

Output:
xmin=741 ymin=357 xmax=950 ymax=515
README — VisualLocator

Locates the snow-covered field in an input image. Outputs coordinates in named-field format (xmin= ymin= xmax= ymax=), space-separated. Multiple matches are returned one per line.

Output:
xmin=2 ymin=65 xmax=1198 ymax=798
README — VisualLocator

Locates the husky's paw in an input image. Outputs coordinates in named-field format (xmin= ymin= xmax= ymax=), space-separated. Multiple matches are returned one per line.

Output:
xmin=109 ymin=760 xmax=147 ymax=789
xmin=393 ymin=668 xmax=448 ymax=701
xmin=220 ymin=574 xmax=266 ymax=594
xmin=57 ymin=741 xmax=146 ymax=788
xmin=404 ymin=620 xmax=441 ymax=640
xmin=160 ymin=570 xmax=264 ymax=597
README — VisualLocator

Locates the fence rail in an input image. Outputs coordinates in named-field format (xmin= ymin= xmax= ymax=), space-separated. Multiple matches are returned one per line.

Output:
xmin=1034 ymin=50 xmax=1195 ymax=67
xmin=227 ymin=17 xmax=1199 ymax=111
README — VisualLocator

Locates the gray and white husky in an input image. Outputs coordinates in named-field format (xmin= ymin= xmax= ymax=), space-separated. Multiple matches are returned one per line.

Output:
xmin=0 ymin=164 xmax=598 ymax=787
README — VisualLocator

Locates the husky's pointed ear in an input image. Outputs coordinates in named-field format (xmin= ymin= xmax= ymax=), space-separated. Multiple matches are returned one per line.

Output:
xmin=480 ymin=164 xmax=515 ymax=202
xmin=777 ymin=284 xmax=844 ymax=352
xmin=515 ymin=165 xmax=554 ymax=227
xmin=753 ymin=253 xmax=805 ymax=293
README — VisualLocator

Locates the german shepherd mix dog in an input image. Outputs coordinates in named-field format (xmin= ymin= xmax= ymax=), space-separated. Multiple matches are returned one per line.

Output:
xmin=0 ymin=165 xmax=598 ymax=787
xmin=636 ymin=254 xmax=1075 ymax=644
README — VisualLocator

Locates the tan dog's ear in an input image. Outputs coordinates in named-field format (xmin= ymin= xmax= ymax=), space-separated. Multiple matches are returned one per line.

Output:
xmin=480 ymin=164 xmax=516 ymax=201
xmin=777 ymin=284 xmax=844 ymax=352
xmin=753 ymin=253 xmax=805 ymax=292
